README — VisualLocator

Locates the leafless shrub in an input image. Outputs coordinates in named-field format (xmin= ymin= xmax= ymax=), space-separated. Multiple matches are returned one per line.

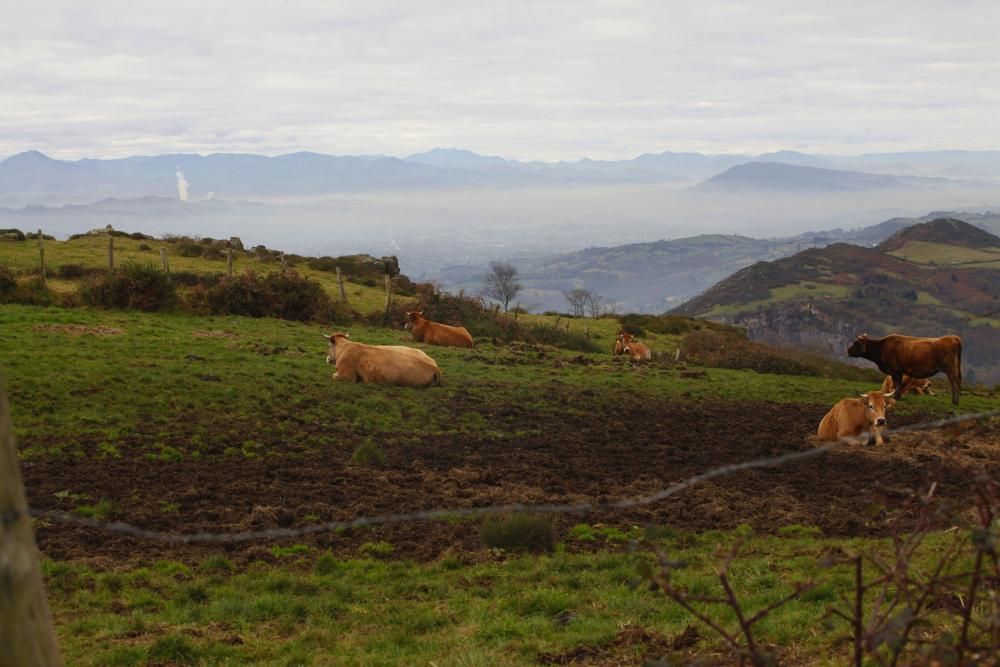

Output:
xmin=634 ymin=426 xmax=1000 ymax=666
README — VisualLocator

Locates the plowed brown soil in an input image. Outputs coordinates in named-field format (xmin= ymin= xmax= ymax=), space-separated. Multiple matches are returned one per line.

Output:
xmin=22 ymin=397 xmax=1000 ymax=565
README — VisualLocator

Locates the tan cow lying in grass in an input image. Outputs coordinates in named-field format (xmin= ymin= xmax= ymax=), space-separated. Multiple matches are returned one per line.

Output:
xmin=616 ymin=332 xmax=651 ymax=361
xmin=881 ymin=374 xmax=934 ymax=397
xmin=405 ymin=311 xmax=474 ymax=348
xmin=324 ymin=333 xmax=441 ymax=387
xmin=817 ymin=390 xmax=895 ymax=446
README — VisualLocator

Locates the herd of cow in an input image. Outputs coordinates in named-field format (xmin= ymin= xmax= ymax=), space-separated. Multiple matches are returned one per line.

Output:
xmin=323 ymin=311 xmax=964 ymax=448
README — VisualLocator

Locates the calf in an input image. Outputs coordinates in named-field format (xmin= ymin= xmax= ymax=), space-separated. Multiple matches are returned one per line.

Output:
xmin=847 ymin=333 xmax=962 ymax=405
xmin=324 ymin=333 xmax=441 ymax=387
xmin=405 ymin=311 xmax=474 ymax=348
xmin=880 ymin=374 xmax=934 ymax=397
xmin=817 ymin=390 xmax=895 ymax=446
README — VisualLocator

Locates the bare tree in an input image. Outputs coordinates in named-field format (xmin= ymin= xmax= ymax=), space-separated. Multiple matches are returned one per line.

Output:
xmin=482 ymin=261 xmax=522 ymax=312
xmin=564 ymin=288 xmax=591 ymax=317
xmin=585 ymin=292 xmax=603 ymax=318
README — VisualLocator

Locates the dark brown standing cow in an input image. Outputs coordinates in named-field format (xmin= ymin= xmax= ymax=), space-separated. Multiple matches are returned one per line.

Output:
xmin=847 ymin=333 xmax=962 ymax=405
xmin=404 ymin=311 xmax=474 ymax=349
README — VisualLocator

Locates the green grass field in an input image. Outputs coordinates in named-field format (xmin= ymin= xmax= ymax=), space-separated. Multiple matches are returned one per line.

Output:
xmin=887 ymin=240 xmax=1000 ymax=266
xmin=4 ymin=232 xmax=1000 ymax=665
xmin=3 ymin=300 xmax=998 ymax=665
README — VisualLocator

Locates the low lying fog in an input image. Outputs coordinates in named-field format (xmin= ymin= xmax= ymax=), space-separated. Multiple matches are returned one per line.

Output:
xmin=7 ymin=183 xmax=1000 ymax=280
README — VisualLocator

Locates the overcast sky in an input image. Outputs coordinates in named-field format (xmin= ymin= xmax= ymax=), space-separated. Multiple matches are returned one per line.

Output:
xmin=2 ymin=1 xmax=999 ymax=161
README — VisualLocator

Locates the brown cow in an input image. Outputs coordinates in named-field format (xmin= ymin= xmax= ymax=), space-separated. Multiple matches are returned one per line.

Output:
xmin=619 ymin=332 xmax=651 ymax=361
xmin=324 ymin=333 xmax=441 ymax=387
xmin=880 ymin=374 xmax=934 ymax=397
xmin=404 ymin=311 xmax=474 ymax=348
xmin=817 ymin=390 xmax=895 ymax=446
xmin=847 ymin=333 xmax=962 ymax=404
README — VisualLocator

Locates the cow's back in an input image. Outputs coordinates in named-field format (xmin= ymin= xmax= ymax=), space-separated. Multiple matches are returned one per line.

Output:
xmin=817 ymin=398 xmax=865 ymax=440
xmin=883 ymin=334 xmax=961 ymax=378
xmin=421 ymin=321 xmax=473 ymax=348
xmin=347 ymin=342 xmax=441 ymax=387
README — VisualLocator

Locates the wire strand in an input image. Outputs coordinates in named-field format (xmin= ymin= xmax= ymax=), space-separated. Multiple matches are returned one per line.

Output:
xmin=23 ymin=409 xmax=1000 ymax=544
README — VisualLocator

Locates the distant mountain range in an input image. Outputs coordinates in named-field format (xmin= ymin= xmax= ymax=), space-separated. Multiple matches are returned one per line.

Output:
xmin=432 ymin=212 xmax=1000 ymax=313
xmin=691 ymin=162 xmax=965 ymax=193
xmin=671 ymin=218 xmax=1000 ymax=384
xmin=2 ymin=147 xmax=999 ymax=205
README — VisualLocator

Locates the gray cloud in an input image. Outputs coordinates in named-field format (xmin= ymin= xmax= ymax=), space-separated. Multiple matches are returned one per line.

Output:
xmin=2 ymin=1 xmax=999 ymax=160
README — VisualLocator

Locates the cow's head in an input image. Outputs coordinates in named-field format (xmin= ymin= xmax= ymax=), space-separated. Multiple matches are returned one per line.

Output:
xmin=619 ymin=333 xmax=637 ymax=355
xmin=847 ymin=333 xmax=870 ymax=358
xmin=323 ymin=332 xmax=349 ymax=364
xmin=859 ymin=390 xmax=895 ymax=428
xmin=404 ymin=311 xmax=424 ymax=330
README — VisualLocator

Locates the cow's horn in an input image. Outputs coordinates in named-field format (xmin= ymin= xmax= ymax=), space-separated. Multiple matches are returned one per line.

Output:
xmin=883 ymin=391 xmax=896 ymax=398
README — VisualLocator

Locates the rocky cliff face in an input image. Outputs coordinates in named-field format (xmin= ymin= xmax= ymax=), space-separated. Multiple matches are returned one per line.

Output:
xmin=713 ymin=301 xmax=863 ymax=358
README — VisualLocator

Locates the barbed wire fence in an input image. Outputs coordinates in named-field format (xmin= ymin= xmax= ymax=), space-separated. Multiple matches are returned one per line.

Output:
xmin=17 ymin=408 xmax=1000 ymax=546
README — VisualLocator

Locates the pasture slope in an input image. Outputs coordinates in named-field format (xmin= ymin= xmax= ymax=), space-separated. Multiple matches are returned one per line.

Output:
xmin=2 ymin=302 xmax=1000 ymax=665
xmin=673 ymin=218 xmax=1000 ymax=385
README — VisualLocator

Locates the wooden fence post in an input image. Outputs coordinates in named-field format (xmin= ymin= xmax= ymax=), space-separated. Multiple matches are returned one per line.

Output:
xmin=106 ymin=225 xmax=114 ymax=273
xmin=280 ymin=253 xmax=288 ymax=274
xmin=160 ymin=248 xmax=169 ymax=274
xmin=0 ymin=386 xmax=64 ymax=666
xmin=336 ymin=267 xmax=349 ymax=305
xmin=384 ymin=274 xmax=392 ymax=312
xmin=37 ymin=230 xmax=45 ymax=283
xmin=226 ymin=243 xmax=233 ymax=277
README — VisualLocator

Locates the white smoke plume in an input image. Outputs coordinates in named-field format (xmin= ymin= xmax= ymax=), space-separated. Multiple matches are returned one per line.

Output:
xmin=175 ymin=169 xmax=189 ymax=201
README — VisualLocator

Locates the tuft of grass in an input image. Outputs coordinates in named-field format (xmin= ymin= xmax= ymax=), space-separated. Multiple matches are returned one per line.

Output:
xmin=271 ymin=544 xmax=311 ymax=558
xmin=481 ymin=513 xmax=555 ymax=553
xmin=147 ymin=635 xmax=199 ymax=664
xmin=359 ymin=541 xmax=395 ymax=557
xmin=74 ymin=499 xmax=113 ymax=520
xmin=314 ymin=551 xmax=340 ymax=576
xmin=350 ymin=440 xmax=386 ymax=466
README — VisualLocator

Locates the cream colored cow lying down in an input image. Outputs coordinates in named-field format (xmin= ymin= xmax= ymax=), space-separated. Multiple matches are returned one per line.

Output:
xmin=324 ymin=332 xmax=442 ymax=387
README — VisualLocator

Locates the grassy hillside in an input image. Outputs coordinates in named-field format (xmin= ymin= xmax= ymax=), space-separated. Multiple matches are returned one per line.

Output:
xmin=673 ymin=219 xmax=1000 ymax=384
xmin=0 ymin=231 xmax=393 ymax=313
xmin=3 ymin=303 xmax=1000 ymax=664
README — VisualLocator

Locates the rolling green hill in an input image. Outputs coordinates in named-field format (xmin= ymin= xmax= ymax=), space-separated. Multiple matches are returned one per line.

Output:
xmin=673 ymin=218 xmax=1000 ymax=384
xmin=0 ymin=229 xmax=399 ymax=314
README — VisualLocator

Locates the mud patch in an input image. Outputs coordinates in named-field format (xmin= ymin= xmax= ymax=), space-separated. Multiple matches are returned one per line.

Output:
xmin=33 ymin=324 xmax=124 ymax=336
xmin=21 ymin=394 xmax=1000 ymax=567
xmin=538 ymin=624 xmax=674 ymax=665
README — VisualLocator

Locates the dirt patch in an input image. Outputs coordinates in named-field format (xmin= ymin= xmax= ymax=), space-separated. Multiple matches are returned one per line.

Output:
xmin=33 ymin=324 xmax=124 ymax=336
xmin=538 ymin=624 xmax=676 ymax=665
xmin=191 ymin=329 xmax=237 ymax=338
xmin=21 ymin=394 xmax=1000 ymax=567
